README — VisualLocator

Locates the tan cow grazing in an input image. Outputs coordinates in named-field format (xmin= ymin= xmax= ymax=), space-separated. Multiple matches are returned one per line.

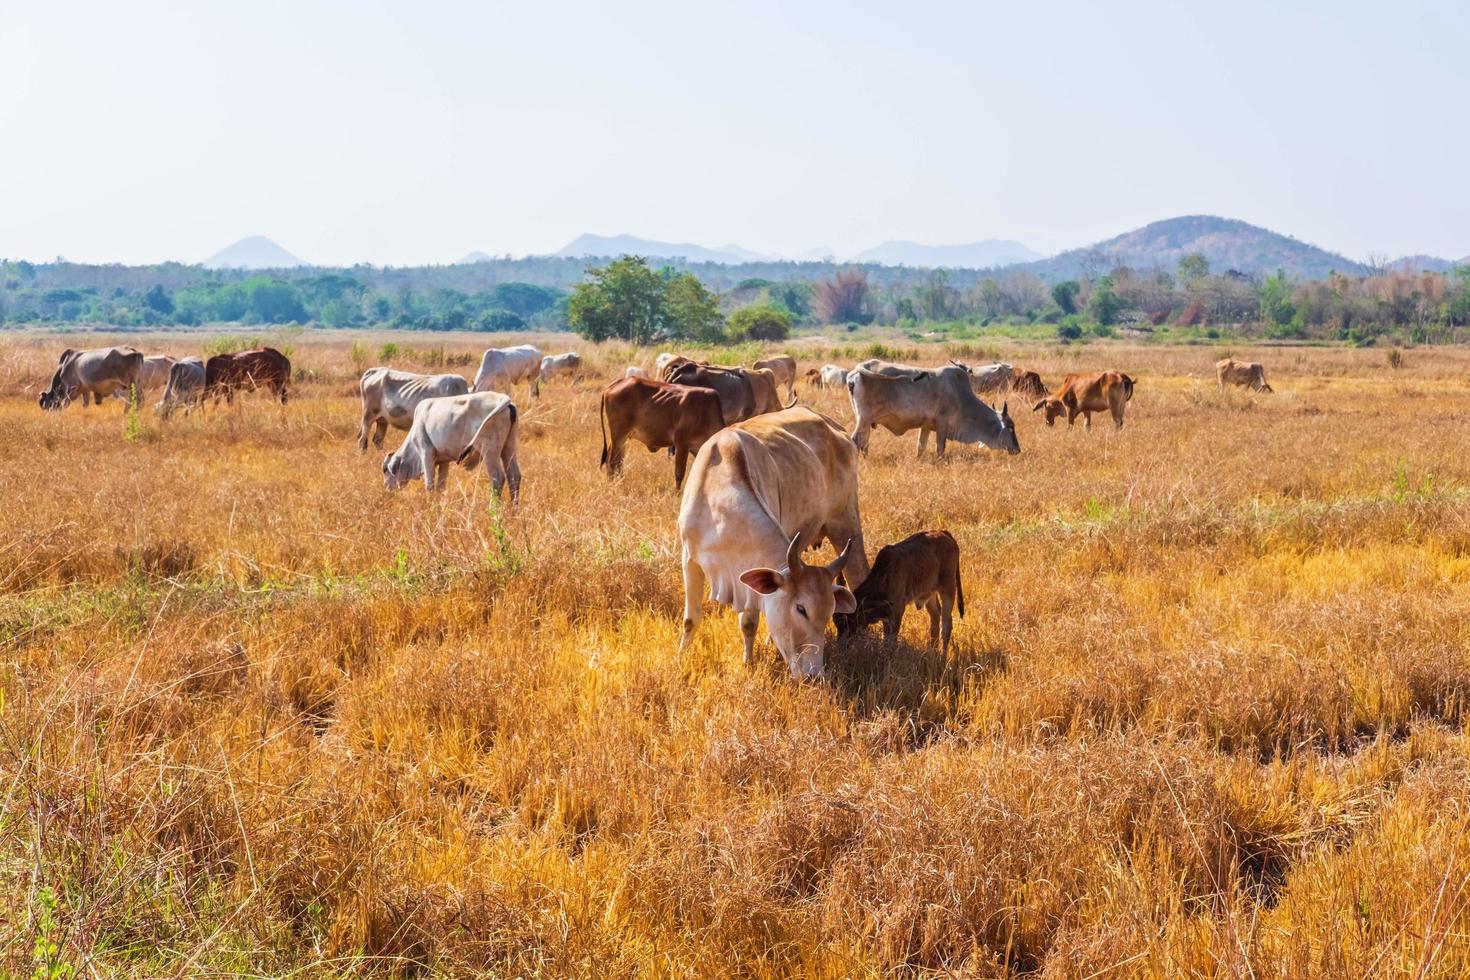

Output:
xmin=835 ymin=530 xmax=964 ymax=657
xmin=1033 ymin=371 xmax=1135 ymax=429
xmin=599 ymin=377 xmax=726 ymax=489
xmin=137 ymin=355 xmax=176 ymax=393
xmin=678 ymin=406 xmax=870 ymax=678
xmin=382 ymin=390 xmax=521 ymax=500
xmin=753 ymin=354 xmax=797 ymax=400
xmin=1216 ymin=358 xmax=1273 ymax=393
xmin=539 ymin=352 xmax=582 ymax=387
xmin=39 ymin=347 xmax=143 ymax=410
xmin=156 ymin=357 xmax=205 ymax=418
xmin=357 ymin=367 xmax=469 ymax=450
xmin=204 ymin=348 xmax=291 ymax=405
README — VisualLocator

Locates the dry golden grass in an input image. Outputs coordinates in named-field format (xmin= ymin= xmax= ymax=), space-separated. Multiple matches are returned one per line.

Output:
xmin=4 ymin=329 xmax=1470 ymax=976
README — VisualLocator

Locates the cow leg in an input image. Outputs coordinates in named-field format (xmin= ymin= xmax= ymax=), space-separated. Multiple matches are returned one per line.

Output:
xmin=916 ymin=427 xmax=930 ymax=458
xmin=925 ymin=596 xmax=942 ymax=648
xmin=850 ymin=409 xmax=871 ymax=455
xmin=673 ymin=445 xmax=690 ymax=490
xmin=678 ymin=558 xmax=706 ymax=653
xmin=934 ymin=425 xmax=948 ymax=460
xmin=436 ymin=461 xmax=450 ymax=491
xmin=606 ymin=431 xmax=626 ymax=478
xmin=484 ymin=454 xmax=507 ymax=500
xmin=1084 ymin=412 xmax=1093 ymax=430
xmin=1112 ymin=404 xmax=1124 ymax=429
xmin=420 ymin=448 xmax=439 ymax=490
xmin=882 ymin=612 xmax=903 ymax=649
xmin=739 ymin=610 xmax=761 ymax=667
xmin=357 ymin=413 xmax=374 ymax=451
xmin=374 ymin=418 xmax=389 ymax=448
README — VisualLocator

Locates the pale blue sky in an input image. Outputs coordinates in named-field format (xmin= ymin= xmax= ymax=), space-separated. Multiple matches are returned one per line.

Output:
xmin=1 ymin=0 xmax=1466 ymax=266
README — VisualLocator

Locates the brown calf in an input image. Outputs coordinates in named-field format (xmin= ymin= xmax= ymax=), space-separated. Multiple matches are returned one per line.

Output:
xmin=204 ymin=347 xmax=291 ymax=405
xmin=1033 ymin=371 xmax=1134 ymax=429
xmin=835 ymin=529 xmax=964 ymax=656
xmin=599 ymin=376 xmax=726 ymax=489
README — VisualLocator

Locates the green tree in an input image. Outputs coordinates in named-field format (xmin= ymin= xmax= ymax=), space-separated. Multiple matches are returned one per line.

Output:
xmin=567 ymin=256 xmax=668 ymax=344
xmin=1086 ymin=276 xmax=1125 ymax=325
xmin=1051 ymin=280 xmax=1080 ymax=315
xmin=664 ymin=272 xmax=724 ymax=342
xmin=727 ymin=303 xmax=791 ymax=342
xmin=1258 ymin=269 xmax=1296 ymax=327
xmin=142 ymin=284 xmax=174 ymax=315
xmin=1178 ymin=253 xmax=1210 ymax=284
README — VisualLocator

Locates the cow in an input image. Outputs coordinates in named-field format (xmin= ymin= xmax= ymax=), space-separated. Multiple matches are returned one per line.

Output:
xmin=820 ymin=364 xmax=848 ymax=388
xmin=753 ymin=354 xmax=797 ymax=400
xmin=1007 ymin=369 xmax=1047 ymax=402
xmin=655 ymin=352 xmax=680 ymax=376
xmin=38 ymin=347 xmax=143 ymax=410
xmin=137 ymin=355 xmax=176 ymax=393
xmin=664 ymin=361 xmax=794 ymax=425
xmin=599 ymin=376 xmax=726 ymax=489
xmin=625 ymin=366 xmax=650 ymax=379
xmin=357 ymin=367 xmax=469 ymax=451
xmin=677 ymin=406 xmax=870 ymax=678
xmin=835 ymin=530 xmax=964 ymax=657
xmin=155 ymin=357 xmax=206 ymax=418
xmin=1216 ymin=358 xmax=1273 ymax=393
xmin=472 ymin=345 xmax=543 ymax=398
xmin=804 ymin=367 xmax=823 ymax=387
xmin=1033 ymin=371 xmax=1135 ymax=429
xmin=539 ymin=352 xmax=582 ymax=387
xmin=382 ymin=390 xmax=521 ymax=501
xmin=657 ymin=355 xmax=701 ymax=382
xmin=847 ymin=363 xmax=1021 ymax=458
xmin=967 ymin=362 xmax=1014 ymax=395
xmin=204 ymin=347 xmax=291 ymax=405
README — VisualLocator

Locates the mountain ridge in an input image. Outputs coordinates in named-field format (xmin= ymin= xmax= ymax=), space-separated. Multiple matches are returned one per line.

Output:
xmin=204 ymin=236 xmax=304 ymax=270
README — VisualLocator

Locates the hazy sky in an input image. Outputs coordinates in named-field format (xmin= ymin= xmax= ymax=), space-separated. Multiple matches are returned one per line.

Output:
xmin=2 ymin=0 xmax=1466 ymax=266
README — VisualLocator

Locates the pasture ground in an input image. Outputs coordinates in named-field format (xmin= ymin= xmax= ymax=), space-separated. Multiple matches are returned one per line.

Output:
xmin=4 ymin=331 xmax=1470 ymax=976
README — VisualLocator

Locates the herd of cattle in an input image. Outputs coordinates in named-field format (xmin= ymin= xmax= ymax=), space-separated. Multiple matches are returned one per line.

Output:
xmin=33 ymin=340 xmax=1275 ymax=677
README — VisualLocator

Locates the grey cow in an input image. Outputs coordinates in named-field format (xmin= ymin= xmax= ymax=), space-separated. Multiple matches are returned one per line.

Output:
xmin=847 ymin=362 xmax=1021 ymax=458
xmin=382 ymin=390 xmax=522 ymax=501
xmin=156 ymin=357 xmax=206 ymax=418
xmin=358 ymin=367 xmax=469 ymax=450
xmin=38 ymin=347 xmax=143 ymax=410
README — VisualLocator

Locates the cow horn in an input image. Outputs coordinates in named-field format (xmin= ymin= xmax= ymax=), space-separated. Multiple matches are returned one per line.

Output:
xmin=1002 ymin=401 xmax=1010 ymax=417
xmin=825 ymin=538 xmax=853 ymax=576
xmin=786 ymin=532 xmax=804 ymax=571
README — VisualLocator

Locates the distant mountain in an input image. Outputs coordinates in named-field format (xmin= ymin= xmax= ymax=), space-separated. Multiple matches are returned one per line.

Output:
xmin=1014 ymin=216 xmax=1367 ymax=281
xmin=204 ymin=236 xmax=304 ymax=270
xmin=553 ymin=233 xmax=759 ymax=265
xmin=461 ymin=250 xmax=495 ymax=264
xmin=1388 ymin=254 xmax=1459 ymax=273
xmin=850 ymin=239 xmax=1041 ymax=269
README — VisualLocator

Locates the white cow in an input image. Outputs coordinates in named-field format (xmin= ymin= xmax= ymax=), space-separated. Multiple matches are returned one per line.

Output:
xmin=382 ymin=391 xmax=521 ymax=500
xmin=625 ymin=366 xmax=649 ymax=379
xmin=966 ymin=361 xmax=1014 ymax=395
xmin=357 ymin=367 xmax=469 ymax=451
xmin=677 ymin=406 xmax=869 ymax=678
xmin=820 ymin=364 xmax=847 ymax=388
xmin=538 ymin=352 xmax=582 ymax=387
xmin=472 ymin=345 xmax=543 ymax=398
xmin=155 ymin=357 xmax=205 ymax=418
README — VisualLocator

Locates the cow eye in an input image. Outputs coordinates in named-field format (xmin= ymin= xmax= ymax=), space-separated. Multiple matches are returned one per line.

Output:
xmin=796 ymin=604 xmax=808 ymax=619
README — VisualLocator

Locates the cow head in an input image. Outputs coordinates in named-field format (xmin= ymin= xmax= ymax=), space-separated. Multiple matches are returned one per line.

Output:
xmin=739 ymin=533 xmax=857 ymax=679
xmin=994 ymin=402 xmax=1021 ymax=453
xmin=1033 ymin=397 xmax=1065 ymax=426
xmin=382 ymin=451 xmax=412 ymax=490
xmin=1257 ymin=380 xmax=1275 ymax=394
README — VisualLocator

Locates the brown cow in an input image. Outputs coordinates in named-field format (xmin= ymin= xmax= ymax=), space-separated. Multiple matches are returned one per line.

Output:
xmin=753 ymin=354 xmax=797 ymax=400
xmin=1216 ymin=358 xmax=1273 ymax=393
xmin=1033 ymin=371 xmax=1134 ymax=429
xmin=1007 ymin=369 xmax=1047 ymax=402
xmin=835 ymin=529 xmax=964 ymax=656
xmin=204 ymin=347 xmax=291 ymax=405
xmin=600 ymin=376 xmax=727 ymax=489
xmin=804 ymin=367 xmax=823 ymax=388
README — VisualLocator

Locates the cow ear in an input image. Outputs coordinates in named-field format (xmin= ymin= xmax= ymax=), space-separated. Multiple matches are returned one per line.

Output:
xmin=740 ymin=568 xmax=785 ymax=595
xmin=832 ymin=585 xmax=857 ymax=615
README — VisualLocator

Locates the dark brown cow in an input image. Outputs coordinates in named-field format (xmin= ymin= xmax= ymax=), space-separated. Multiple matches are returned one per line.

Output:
xmin=835 ymin=529 xmax=964 ymax=656
xmin=1033 ymin=371 xmax=1134 ymax=429
xmin=1007 ymin=369 xmax=1047 ymax=402
xmin=204 ymin=347 xmax=291 ymax=405
xmin=599 ymin=377 xmax=727 ymax=489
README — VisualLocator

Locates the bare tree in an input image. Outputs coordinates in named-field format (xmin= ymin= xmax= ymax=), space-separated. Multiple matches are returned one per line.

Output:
xmin=813 ymin=269 xmax=872 ymax=324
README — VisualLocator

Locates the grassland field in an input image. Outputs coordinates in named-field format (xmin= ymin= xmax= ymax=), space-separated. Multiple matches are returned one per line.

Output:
xmin=4 ymin=329 xmax=1470 ymax=977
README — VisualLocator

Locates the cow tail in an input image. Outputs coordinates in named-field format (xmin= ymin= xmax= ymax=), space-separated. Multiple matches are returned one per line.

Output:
xmin=599 ymin=394 xmax=609 ymax=468
xmin=1123 ymin=375 xmax=1135 ymax=402
xmin=955 ymin=563 xmax=965 ymax=619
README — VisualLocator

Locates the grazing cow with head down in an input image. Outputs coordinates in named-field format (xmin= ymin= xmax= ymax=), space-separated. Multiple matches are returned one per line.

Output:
xmin=204 ymin=347 xmax=291 ymax=405
xmin=847 ymin=362 xmax=1020 ymax=458
xmin=39 ymin=347 xmax=143 ymax=410
xmin=753 ymin=354 xmax=797 ymax=400
xmin=472 ymin=344 xmax=543 ymax=398
xmin=599 ymin=376 xmax=726 ymax=489
xmin=835 ymin=529 xmax=964 ymax=657
xmin=539 ymin=352 xmax=582 ymax=387
xmin=1033 ymin=371 xmax=1135 ymax=429
xmin=357 ymin=367 xmax=469 ymax=450
xmin=967 ymin=362 xmax=1014 ymax=395
xmin=382 ymin=390 xmax=521 ymax=500
xmin=1216 ymin=358 xmax=1273 ymax=393
xmin=678 ymin=406 xmax=870 ymax=678
xmin=156 ymin=357 xmax=205 ymax=418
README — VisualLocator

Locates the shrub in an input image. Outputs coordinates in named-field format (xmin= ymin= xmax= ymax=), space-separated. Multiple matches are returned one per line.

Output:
xmin=1057 ymin=317 xmax=1083 ymax=342
xmin=726 ymin=304 xmax=791 ymax=342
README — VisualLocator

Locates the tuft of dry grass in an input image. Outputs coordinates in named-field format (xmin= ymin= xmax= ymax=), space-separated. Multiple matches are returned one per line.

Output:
xmin=4 ymin=330 xmax=1470 ymax=975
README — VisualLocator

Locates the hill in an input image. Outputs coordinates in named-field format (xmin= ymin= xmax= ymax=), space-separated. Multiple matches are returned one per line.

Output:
xmin=1014 ymin=216 xmax=1367 ymax=281
xmin=553 ymin=233 xmax=762 ymax=265
xmin=204 ymin=236 xmax=305 ymax=270
xmin=1389 ymin=254 xmax=1460 ymax=274
xmin=850 ymin=239 xmax=1041 ymax=269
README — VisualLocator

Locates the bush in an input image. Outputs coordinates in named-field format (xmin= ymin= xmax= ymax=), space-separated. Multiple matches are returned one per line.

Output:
xmin=1057 ymin=316 xmax=1083 ymax=342
xmin=726 ymin=303 xmax=791 ymax=342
